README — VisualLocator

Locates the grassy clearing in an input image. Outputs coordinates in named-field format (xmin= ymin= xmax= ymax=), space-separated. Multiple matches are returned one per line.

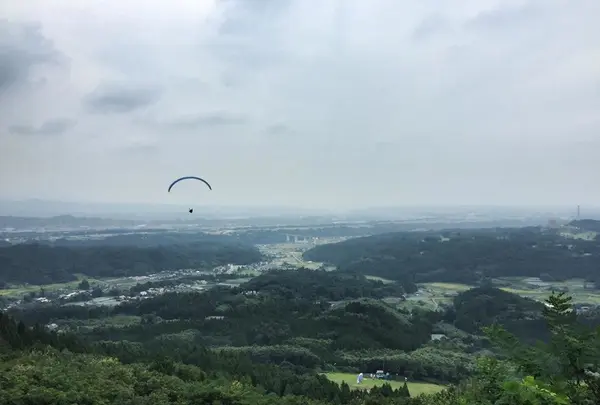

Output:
xmin=0 ymin=275 xmax=105 ymax=297
xmin=238 ymin=269 xmax=260 ymax=277
xmin=366 ymin=276 xmax=395 ymax=284
xmin=324 ymin=373 xmax=445 ymax=396
xmin=1 ymin=281 xmax=80 ymax=297
xmin=101 ymin=315 xmax=141 ymax=326
xmin=412 ymin=283 xmax=472 ymax=309
xmin=65 ymin=315 xmax=141 ymax=329
xmin=560 ymin=231 xmax=597 ymax=241
xmin=420 ymin=278 xmax=600 ymax=306
xmin=496 ymin=277 xmax=600 ymax=304
xmin=423 ymin=282 xmax=471 ymax=292
xmin=499 ymin=287 xmax=544 ymax=295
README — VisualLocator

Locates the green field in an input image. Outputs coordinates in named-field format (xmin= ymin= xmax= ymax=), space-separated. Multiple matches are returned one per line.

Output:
xmin=324 ymin=373 xmax=445 ymax=396
xmin=560 ymin=231 xmax=597 ymax=241
xmin=424 ymin=282 xmax=471 ymax=292
xmin=365 ymin=276 xmax=395 ymax=284
xmin=0 ymin=274 xmax=104 ymax=297
xmin=421 ymin=278 xmax=600 ymax=306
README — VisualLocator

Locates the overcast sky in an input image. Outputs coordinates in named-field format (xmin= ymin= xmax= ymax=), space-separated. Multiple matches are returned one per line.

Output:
xmin=1 ymin=0 xmax=599 ymax=210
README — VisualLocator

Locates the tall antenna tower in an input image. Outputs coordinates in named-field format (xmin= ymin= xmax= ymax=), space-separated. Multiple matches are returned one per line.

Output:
xmin=577 ymin=205 xmax=581 ymax=220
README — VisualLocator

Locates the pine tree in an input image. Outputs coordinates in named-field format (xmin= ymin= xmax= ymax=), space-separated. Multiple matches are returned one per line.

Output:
xmin=379 ymin=382 xmax=393 ymax=397
xmin=401 ymin=381 xmax=411 ymax=398
xmin=283 ymin=383 xmax=294 ymax=396
xmin=78 ymin=279 xmax=90 ymax=290
xmin=485 ymin=292 xmax=600 ymax=404
xmin=339 ymin=381 xmax=352 ymax=403
xmin=543 ymin=291 xmax=599 ymax=403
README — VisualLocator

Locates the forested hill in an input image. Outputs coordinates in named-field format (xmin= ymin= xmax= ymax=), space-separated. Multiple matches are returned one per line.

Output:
xmin=303 ymin=227 xmax=600 ymax=283
xmin=570 ymin=219 xmax=600 ymax=233
xmin=39 ymin=231 xmax=246 ymax=248
xmin=0 ymin=241 xmax=263 ymax=286
xmin=4 ymin=265 xmax=600 ymax=403
xmin=448 ymin=287 xmax=548 ymax=342
xmin=0 ymin=214 xmax=140 ymax=229
xmin=242 ymin=268 xmax=416 ymax=298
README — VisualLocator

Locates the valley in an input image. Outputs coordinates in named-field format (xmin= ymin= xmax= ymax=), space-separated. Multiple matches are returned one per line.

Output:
xmin=2 ymin=217 xmax=600 ymax=404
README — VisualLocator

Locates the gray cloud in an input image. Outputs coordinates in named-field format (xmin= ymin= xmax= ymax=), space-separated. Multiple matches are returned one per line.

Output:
xmin=206 ymin=0 xmax=293 ymax=78
xmin=411 ymin=14 xmax=450 ymax=41
xmin=264 ymin=123 xmax=294 ymax=136
xmin=115 ymin=142 xmax=159 ymax=156
xmin=216 ymin=0 xmax=292 ymax=37
xmin=1 ymin=0 xmax=600 ymax=209
xmin=465 ymin=3 xmax=542 ymax=32
xmin=84 ymin=82 xmax=162 ymax=114
xmin=8 ymin=118 xmax=75 ymax=136
xmin=140 ymin=112 xmax=247 ymax=131
xmin=0 ymin=20 xmax=63 ymax=94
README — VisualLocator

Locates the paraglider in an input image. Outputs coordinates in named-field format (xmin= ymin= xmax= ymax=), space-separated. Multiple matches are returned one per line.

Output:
xmin=167 ymin=176 xmax=212 ymax=213
xmin=167 ymin=176 xmax=212 ymax=192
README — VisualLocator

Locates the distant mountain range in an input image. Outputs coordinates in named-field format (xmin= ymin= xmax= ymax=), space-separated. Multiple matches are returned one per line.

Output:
xmin=0 ymin=214 xmax=350 ymax=231
xmin=0 ymin=199 xmax=334 ymax=220
xmin=0 ymin=215 xmax=142 ymax=230
xmin=0 ymin=199 xmax=594 ymax=232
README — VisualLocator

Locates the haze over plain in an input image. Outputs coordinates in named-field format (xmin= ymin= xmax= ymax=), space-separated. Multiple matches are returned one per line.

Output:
xmin=1 ymin=0 xmax=599 ymax=210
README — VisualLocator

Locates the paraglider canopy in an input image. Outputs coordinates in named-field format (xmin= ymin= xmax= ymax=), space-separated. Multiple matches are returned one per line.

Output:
xmin=167 ymin=176 xmax=212 ymax=214
xmin=168 ymin=176 xmax=212 ymax=192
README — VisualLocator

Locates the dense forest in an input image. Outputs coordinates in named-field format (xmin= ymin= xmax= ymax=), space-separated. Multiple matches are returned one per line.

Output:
xmin=8 ymin=270 xmax=592 ymax=384
xmin=447 ymin=286 xmax=549 ymax=343
xmin=31 ymin=271 xmax=433 ymax=355
xmin=241 ymin=269 xmax=415 ymax=299
xmin=571 ymin=219 xmax=600 ymax=233
xmin=4 ymin=223 xmax=600 ymax=403
xmin=0 ymin=239 xmax=263 ymax=285
xmin=2 ymin=275 xmax=600 ymax=403
xmin=303 ymin=227 xmax=600 ymax=283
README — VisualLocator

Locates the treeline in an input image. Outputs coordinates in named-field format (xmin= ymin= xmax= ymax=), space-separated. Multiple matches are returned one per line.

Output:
xmin=232 ymin=220 xmax=546 ymax=245
xmin=571 ymin=219 xmax=600 ymax=234
xmin=0 ymin=311 xmax=81 ymax=352
xmin=0 ymin=240 xmax=263 ymax=286
xmin=446 ymin=286 xmax=549 ymax=342
xmin=304 ymin=227 xmax=600 ymax=283
xmin=112 ymin=291 xmax=432 ymax=352
xmin=0 ymin=311 xmax=415 ymax=405
xmin=338 ymin=346 xmax=476 ymax=383
xmin=242 ymin=268 xmax=415 ymax=299
xmin=44 ymin=231 xmax=247 ymax=248
xmin=0 ymin=214 xmax=140 ymax=229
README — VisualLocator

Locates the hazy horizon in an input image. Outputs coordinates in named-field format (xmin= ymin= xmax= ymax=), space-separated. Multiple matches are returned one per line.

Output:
xmin=0 ymin=198 xmax=590 ymax=220
xmin=2 ymin=0 xmax=599 ymax=209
